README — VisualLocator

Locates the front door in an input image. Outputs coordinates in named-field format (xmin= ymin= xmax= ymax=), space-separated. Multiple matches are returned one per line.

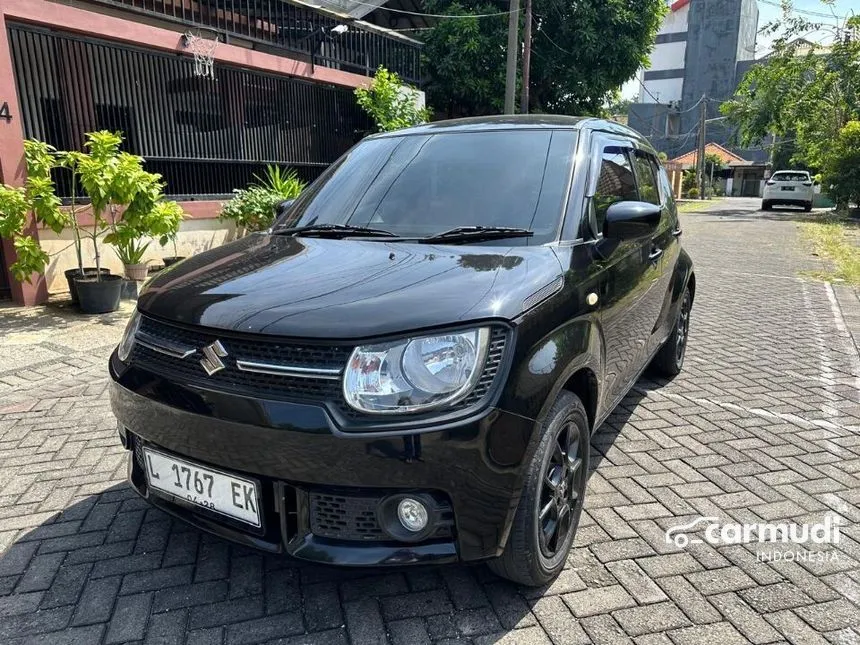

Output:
xmin=588 ymin=139 xmax=665 ymax=408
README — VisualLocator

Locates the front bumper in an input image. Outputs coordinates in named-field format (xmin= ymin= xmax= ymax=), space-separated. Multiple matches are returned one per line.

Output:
xmin=109 ymin=352 xmax=536 ymax=565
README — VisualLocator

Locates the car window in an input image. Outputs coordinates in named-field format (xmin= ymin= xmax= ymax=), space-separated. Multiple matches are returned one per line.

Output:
xmin=771 ymin=172 xmax=809 ymax=182
xmin=655 ymin=162 xmax=676 ymax=209
xmin=633 ymin=152 xmax=660 ymax=205
xmin=593 ymin=145 xmax=638 ymax=234
xmin=283 ymin=130 xmax=578 ymax=244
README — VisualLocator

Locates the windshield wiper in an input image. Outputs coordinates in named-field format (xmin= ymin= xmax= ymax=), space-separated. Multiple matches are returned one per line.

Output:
xmin=419 ymin=226 xmax=535 ymax=244
xmin=272 ymin=223 xmax=399 ymax=238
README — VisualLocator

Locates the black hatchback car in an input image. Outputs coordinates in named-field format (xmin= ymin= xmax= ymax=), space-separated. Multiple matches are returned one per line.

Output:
xmin=109 ymin=116 xmax=694 ymax=586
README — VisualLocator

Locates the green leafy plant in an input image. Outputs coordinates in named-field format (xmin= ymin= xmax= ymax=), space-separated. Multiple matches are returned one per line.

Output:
xmin=75 ymin=131 xmax=184 ymax=278
xmin=0 ymin=140 xmax=66 ymax=283
xmin=355 ymin=66 xmax=429 ymax=132
xmin=220 ymin=165 xmax=305 ymax=235
xmin=686 ymin=187 xmax=700 ymax=199
xmin=822 ymin=121 xmax=860 ymax=210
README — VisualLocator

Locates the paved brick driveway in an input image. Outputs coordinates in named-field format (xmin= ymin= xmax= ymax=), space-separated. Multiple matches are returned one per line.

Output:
xmin=1 ymin=198 xmax=859 ymax=645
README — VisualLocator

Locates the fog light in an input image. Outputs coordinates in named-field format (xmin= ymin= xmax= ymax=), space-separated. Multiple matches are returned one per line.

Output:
xmin=397 ymin=498 xmax=429 ymax=532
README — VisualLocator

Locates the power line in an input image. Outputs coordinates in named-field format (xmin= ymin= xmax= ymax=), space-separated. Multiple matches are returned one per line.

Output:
xmin=757 ymin=0 xmax=852 ymax=21
xmin=344 ymin=0 xmax=520 ymax=19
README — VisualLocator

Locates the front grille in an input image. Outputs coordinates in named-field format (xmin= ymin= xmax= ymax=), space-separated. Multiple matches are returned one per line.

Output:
xmin=130 ymin=315 xmax=509 ymax=417
xmin=130 ymin=316 xmax=349 ymax=402
xmin=310 ymin=493 xmax=387 ymax=541
xmin=309 ymin=491 xmax=454 ymax=542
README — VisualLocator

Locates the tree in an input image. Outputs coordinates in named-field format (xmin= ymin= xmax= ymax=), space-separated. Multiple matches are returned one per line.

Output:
xmin=355 ymin=67 xmax=429 ymax=132
xmin=721 ymin=5 xmax=860 ymax=202
xmin=421 ymin=0 xmax=667 ymax=117
xmin=823 ymin=121 xmax=860 ymax=209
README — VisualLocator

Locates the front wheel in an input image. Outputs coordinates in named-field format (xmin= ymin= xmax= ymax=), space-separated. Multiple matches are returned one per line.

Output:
xmin=761 ymin=200 xmax=771 ymax=211
xmin=487 ymin=391 xmax=589 ymax=587
xmin=804 ymin=202 xmax=813 ymax=212
xmin=651 ymin=285 xmax=692 ymax=377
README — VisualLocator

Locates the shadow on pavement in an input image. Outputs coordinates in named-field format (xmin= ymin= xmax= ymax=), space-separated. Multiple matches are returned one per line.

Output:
xmin=0 ymin=482 xmax=541 ymax=643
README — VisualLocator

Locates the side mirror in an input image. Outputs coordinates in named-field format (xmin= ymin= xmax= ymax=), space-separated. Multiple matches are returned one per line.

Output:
xmin=604 ymin=201 xmax=662 ymax=241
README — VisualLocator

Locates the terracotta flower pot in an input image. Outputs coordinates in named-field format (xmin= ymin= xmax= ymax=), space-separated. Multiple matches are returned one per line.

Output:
xmin=124 ymin=263 xmax=149 ymax=281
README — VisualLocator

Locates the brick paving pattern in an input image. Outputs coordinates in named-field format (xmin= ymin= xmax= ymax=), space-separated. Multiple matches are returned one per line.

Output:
xmin=1 ymin=199 xmax=859 ymax=644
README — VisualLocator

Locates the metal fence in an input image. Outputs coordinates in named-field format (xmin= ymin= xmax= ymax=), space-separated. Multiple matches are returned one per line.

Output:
xmin=8 ymin=24 xmax=374 ymax=198
xmin=86 ymin=0 xmax=421 ymax=84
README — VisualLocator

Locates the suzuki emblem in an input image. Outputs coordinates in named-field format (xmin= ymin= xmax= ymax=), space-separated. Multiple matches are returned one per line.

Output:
xmin=199 ymin=340 xmax=228 ymax=375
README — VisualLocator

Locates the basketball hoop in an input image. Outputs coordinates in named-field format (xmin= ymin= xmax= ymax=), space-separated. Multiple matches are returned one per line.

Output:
xmin=182 ymin=31 xmax=219 ymax=79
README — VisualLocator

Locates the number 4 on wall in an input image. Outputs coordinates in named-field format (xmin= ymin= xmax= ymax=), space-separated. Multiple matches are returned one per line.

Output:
xmin=0 ymin=102 xmax=11 ymax=122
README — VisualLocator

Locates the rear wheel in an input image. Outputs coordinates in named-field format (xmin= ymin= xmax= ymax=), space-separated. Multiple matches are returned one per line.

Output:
xmin=487 ymin=391 xmax=588 ymax=587
xmin=804 ymin=202 xmax=813 ymax=212
xmin=651 ymin=286 xmax=692 ymax=377
xmin=761 ymin=201 xmax=771 ymax=211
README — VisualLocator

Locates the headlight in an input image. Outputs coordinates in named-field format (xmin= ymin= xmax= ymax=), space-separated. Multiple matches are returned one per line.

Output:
xmin=117 ymin=310 xmax=142 ymax=363
xmin=343 ymin=328 xmax=491 ymax=414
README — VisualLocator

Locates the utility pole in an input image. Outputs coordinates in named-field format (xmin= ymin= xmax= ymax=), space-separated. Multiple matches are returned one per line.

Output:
xmin=504 ymin=0 xmax=520 ymax=114
xmin=519 ymin=0 xmax=532 ymax=114
xmin=697 ymin=96 xmax=707 ymax=200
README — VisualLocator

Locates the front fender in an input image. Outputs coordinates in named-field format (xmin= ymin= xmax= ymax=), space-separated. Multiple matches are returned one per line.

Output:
xmin=498 ymin=303 xmax=603 ymax=457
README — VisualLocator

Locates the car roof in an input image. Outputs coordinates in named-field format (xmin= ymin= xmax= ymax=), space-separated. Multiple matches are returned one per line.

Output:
xmin=370 ymin=114 xmax=652 ymax=146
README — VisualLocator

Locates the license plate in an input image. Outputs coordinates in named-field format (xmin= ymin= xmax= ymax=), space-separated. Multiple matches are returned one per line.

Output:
xmin=143 ymin=448 xmax=261 ymax=527
xmin=782 ymin=186 xmax=795 ymax=191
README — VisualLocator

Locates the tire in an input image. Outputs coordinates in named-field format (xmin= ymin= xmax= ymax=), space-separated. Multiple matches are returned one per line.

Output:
xmin=804 ymin=202 xmax=813 ymax=212
xmin=651 ymin=285 xmax=692 ymax=377
xmin=761 ymin=201 xmax=771 ymax=211
xmin=487 ymin=391 xmax=589 ymax=587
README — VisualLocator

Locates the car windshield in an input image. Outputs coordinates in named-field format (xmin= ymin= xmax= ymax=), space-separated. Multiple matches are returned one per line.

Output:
xmin=276 ymin=130 xmax=578 ymax=244
xmin=772 ymin=172 xmax=809 ymax=182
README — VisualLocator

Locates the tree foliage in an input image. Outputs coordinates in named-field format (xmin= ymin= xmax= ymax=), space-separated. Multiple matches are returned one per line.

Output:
xmin=355 ymin=67 xmax=429 ymax=132
xmin=721 ymin=5 xmax=860 ymax=202
xmin=824 ymin=121 xmax=860 ymax=208
xmin=421 ymin=0 xmax=667 ymax=117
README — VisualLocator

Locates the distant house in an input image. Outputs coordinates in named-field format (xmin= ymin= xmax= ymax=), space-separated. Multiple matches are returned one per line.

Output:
xmin=665 ymin=143 xmax=767 ymax=198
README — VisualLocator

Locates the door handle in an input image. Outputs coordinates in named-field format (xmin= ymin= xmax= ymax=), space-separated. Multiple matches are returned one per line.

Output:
xmin=648 ymin=248 xmax=663 ymax=262
xmin=672 ymin=228 xmax=682 ymax=237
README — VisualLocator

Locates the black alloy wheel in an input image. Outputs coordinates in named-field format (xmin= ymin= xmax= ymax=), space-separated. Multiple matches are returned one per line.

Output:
xmin=652 ymin=285 xmax=693 ymax=377
xmin=537 ymin=418 xmax=584 ymax=560
xmin=488 ymin=391 xmax=589 ymax=586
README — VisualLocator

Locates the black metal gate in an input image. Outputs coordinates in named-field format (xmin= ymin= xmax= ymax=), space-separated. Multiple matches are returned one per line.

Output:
xmin=8 ymin=24 xmax=373 ymax=199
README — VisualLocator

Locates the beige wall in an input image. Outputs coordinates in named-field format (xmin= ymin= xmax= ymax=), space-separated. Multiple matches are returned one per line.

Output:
xmin=39 ymin=218 xmax=237 ymax=294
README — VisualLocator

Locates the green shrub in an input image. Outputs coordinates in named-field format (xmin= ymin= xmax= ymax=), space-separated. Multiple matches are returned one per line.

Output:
xmin=823 ymin=121 xmax=860 ymax=210
xmin=686 ymin=187 xmax=700 ymax=199
xmin=355 ymin=66 xmax=429 ymax=133
xmin=220 ymin=165 xmax=305 ymax=234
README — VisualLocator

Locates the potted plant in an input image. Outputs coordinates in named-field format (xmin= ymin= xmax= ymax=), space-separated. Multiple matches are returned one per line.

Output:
xmin=56 ymin=150 xmax=109 ymax=303
xmin=114 ymin=236 xmax=150 ymax=281
xmin=154 ymin=201 xmax=187 ymax=267
xmin=220 ymin=164 xmax=305 ymax=236
xmin=0 ymin=140 xmax=67 ymax=291
xmin=73 ymin=131 xmax=156 ymax=313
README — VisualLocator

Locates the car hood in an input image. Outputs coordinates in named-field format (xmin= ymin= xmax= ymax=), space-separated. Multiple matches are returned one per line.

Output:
xmin=137 ymin=234 xmax=564 ymax=339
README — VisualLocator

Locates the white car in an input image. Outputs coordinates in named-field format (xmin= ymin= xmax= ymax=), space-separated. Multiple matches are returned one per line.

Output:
xmin=762 ymin=171 xmax=814 ymax=212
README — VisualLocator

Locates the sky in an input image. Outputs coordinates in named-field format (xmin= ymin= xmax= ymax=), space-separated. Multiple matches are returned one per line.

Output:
xmin=621 ymin=0 xmax=857 ymax=101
